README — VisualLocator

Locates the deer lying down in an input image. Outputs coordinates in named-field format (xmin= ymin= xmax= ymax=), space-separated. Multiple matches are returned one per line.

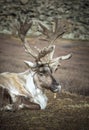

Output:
xmin=0 ymin=40 xmax=72 ymax=111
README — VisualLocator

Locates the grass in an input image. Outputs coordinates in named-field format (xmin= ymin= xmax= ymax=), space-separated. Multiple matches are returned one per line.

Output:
xmin=0 ymin=91 xmax=89 ymax=130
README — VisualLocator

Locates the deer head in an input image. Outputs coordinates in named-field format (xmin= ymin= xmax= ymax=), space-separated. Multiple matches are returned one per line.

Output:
xmin=12 ymin=17 xmax=72 ymax=93
xmin=23 ymin=39 xmax=72 ymax=93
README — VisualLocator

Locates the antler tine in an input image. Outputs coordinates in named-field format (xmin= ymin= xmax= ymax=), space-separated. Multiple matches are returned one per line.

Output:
xmin=38 ymin=22 xmax=50 ymax=38
xmin=50 ymin=19 xmax=67 ymax=45
xmin=34 ymin=46 xmax=41 ymax=52
xmin=58 ymin=53 xmax=72 ymax=60
xmin=49 ymin=34 xmax=59 ymax=45
xmin=11 ymin=13 xmax=33 ymax=42
xmin=53 ymin=18 xmax=58 ymax=33
xmin=50 ymin=30 xmax=65 ymax=45
xmin=24 ymin=40 xmax=38 ymax=59
xmin=38 ymin=45 xmax=55 ymax=62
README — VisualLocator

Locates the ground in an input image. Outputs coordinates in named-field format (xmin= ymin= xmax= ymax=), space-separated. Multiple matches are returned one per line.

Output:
xmin=0 ymin=35 xmax=89 ymax=130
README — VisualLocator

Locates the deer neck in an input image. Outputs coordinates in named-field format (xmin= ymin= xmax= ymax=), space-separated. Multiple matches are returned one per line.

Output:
xmin=21 ymin=70 xmax=48 ymax=109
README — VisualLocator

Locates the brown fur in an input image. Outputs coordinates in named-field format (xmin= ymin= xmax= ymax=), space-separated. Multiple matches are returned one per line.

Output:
xmin=0 ymin=72 xmax=31 ymax=98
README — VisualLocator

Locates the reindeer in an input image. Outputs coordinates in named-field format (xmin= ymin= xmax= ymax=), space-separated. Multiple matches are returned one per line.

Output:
xmin=0 ymin=18 xmax=72 ymax=111
xmin=0 ymin=41 xmax=72 ymax=111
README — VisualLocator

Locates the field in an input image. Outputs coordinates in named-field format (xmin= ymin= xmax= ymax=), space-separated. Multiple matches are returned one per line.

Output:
xmin=0 ymin=35 xmax=89 ymax=130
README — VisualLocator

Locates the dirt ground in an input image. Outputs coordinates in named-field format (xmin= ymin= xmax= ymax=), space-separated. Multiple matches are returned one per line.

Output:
xmin=0 ymin=35 xmax=89 ymax=130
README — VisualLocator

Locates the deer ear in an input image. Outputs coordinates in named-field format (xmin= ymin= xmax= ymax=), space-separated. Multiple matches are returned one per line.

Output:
xmin=24 ymin=61 xmax=36 ymax=68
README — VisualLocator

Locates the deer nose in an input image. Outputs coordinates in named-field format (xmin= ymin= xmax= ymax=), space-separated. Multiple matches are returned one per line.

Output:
xmin=53 ymin=80 xmax=59 ymax=86
xmin=50 ymin=77 xmax=60 ymax=92
xmin=50 ymin=85 xmax=59 ymax=93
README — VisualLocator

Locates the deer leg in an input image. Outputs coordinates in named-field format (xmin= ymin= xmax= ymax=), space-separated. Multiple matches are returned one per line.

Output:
xmin=0 ymin=97 xmax=20 ymax=111
xmin=1 ymin=96 xmax=40 ymax=111
xmin=0 ymin=104 xmax=13 ymax=111
xmin=0 ymin=87 xmax=12 ymax=108
xmin=12 ymin=96 xmax=22 ymax=111
xmin=1 ymin=96 xmax=24 ymax=111
xmin=18 ymin=97 xmax=41 ymax=110
xmin=1 ymin=100 xmax=40 ymax=111
xmin=18 ymin=103 xmax=40 ymax=110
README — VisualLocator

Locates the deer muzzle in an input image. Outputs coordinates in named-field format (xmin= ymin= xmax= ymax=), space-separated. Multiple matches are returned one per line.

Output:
xmin=50 ymin=81 xmax=61 ymax=93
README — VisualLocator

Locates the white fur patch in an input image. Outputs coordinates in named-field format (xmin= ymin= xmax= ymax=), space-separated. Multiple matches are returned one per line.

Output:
xmin=25 ymin=72 xmax=48 ymax=109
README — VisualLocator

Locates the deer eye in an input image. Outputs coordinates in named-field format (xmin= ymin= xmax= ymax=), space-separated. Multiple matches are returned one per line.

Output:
xmin=39 ymin=73 xmax=44 ymax=76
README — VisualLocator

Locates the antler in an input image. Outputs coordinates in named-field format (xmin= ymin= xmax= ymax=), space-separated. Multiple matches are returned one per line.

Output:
xmin=38 ymin=22 xmax=51 ymax=39
xmin=24 ymin=40 xmax=55 ymax=63
xmin=11 ymin=14 xmax=33 ymax=42
xmin=11 ymin=16 xmax=54 ymax=62
xmin=38 ymin=18 xmax=67 ymax=44
xmin=24 ymin=40 xmax=38 ymax=59
xmin=52 ymin=18 xmax=66 ymax=40
xmin=23 ymin=18 xmax=71 ymax=66
xmin=37 ymin=45 xmax=55 ymax=61
xmin=11 ymin=16 xmax=72 ymax=69
xmin=49 ymin=53 xmax=72 ymax=72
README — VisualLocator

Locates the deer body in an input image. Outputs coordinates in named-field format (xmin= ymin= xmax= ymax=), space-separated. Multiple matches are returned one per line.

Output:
xmin=0 ymin=70 xmax=49 ymax=110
